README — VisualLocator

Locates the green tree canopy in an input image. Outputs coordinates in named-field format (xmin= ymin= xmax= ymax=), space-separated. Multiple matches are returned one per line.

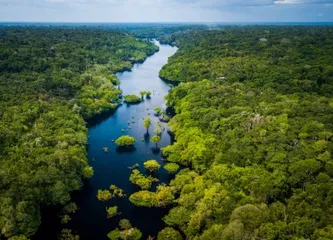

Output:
xmin=144 ymin=160 xmax=161 ymax=172
xmin=115 ymin=135 xmax=136 ymax=146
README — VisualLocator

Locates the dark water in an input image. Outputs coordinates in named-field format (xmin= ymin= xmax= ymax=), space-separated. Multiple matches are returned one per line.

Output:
xmin=36 ymin=41 xmax=177 ymax=240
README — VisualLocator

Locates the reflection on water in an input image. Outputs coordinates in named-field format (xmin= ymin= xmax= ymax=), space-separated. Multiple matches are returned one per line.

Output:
xmin=70 ymin=41 xmax=177 ymax=240
xmin=34 ymin=40 xmax=177 ymax=240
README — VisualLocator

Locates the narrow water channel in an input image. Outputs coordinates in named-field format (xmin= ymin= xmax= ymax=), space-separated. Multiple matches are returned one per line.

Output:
xmin=65 ymin=41 xmax=178 ymax=239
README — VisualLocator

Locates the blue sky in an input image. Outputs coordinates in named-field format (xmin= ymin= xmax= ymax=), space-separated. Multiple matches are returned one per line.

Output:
xmin=0 ymin=0 xmax=332 ymax=22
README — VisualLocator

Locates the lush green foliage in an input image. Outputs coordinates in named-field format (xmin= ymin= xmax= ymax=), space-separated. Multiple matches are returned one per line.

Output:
xmin=163 ymin=163 xmax=180 ymax=174
xmin=107 ymin=219 xmax=142 ymax=240
xmin=0 ymin=27 xmax=157 ymax=238
xmin=143 ymin=118 xmax=151 ymax=132
xmin=129 ymin=184 xmax=175 ymax=208
xmin=127 ymin=24 xmax=207 ymax=39
xmin=58 ymin=229 xmax=80 ymax=240
xmin=157 ymin=227 xmax=182 ymax=240
xmin=139 ymin=91 xmax=152 ymax=98
xmin=106 ymin=206 xmax=118 ymax=218
xmin=129 ymin=190 xmax=156 ymax=207
xmin=159 ymin=26 xmax=333 ymax=239
xmin=124 ymin=94 xmax=142 ymax=104
xmin=115 ymin=135 xmax=136 ymax=146
xmin=143 ymin=160 xmax=161 ymax=172
xmin=154 ymin=107 xmax=163 ymax=116
xmin=129 ymin=169 xmax=158 ymax=190
xmin=109 ymin=185 xmax=126 ymax=197
xmin=151 ymin=135 xmax=161 ymax=148
xmin=97 ymin=190 xmax=112 ymax=201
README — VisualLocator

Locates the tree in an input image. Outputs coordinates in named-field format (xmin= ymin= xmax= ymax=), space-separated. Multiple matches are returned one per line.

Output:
xmin=139 ymin=91 xmax=146 ymax=100
xmin=62 ymin=202 xmax=78 ymax=214
xmin=164 ymin=163 xmax=180 ymax=174
xmin=151 ymin=135 xmax=161 ymax=149
xmin=144 ymin=118 xmax=151 ymax=133
xmin=129 ymin=169 xmax=158 ymax=189
xmin=154 ymin=127 xmax=162 ymax=136
xmin=110 ymin=185 xmax=126 ymax=197
xmin=107 ymin=219 xmax=142 ymax=240
xmin=124 ymin=94 xmax=142 ymax=104
xmin=154 ymin=107 xmax=163 ymax=116
xmin=58 ymin=229 xmax=80 ymax=240
xmin=155 ymin=184 xmax=175 ymax=207
xmin=144 ymin=160 xmax=161 ymax=172
xmin=119 ymin=219 xmax=132 ymax=230
xmin=129 ymin=191 xmax=156 ymax=207
xmin=8 ymin=236 xmax=29 ymax=240
xmin=82 ymin=166 xmax=94 ymax=179
xmin=157 ymin=227 xmax=182 ymax=240
xmin=106 ymin=206 xmax=119 ymax=218
xmin=115 ymin=135 xmax=136 ymax=146
xmin=154 ymin=122 xmax=163 ymax=136
xmin=97 ymin=190 xmax=112 ymax=201
xmin=146 ymin=91 xmax=152 ymax=98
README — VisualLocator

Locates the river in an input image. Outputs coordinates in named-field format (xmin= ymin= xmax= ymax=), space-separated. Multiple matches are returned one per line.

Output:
xmin=35 ymin=40 xmax=178 ymax=240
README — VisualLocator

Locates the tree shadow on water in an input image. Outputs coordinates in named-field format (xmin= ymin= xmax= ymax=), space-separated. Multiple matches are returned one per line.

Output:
xmin=144 ymin=133 xmax=150 ymax=143
xmin=116 ymin=145 xmax=136 ymax=153
xmin=151 ymin=147 xmax=160 ymax=155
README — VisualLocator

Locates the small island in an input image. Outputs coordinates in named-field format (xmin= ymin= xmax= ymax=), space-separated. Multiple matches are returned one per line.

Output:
xmin=163 ymin=163 xmax=180 ymax=174
xmin=115 ymin=135 xmax=136 ymax=146
xmin=124 ymin=94 xmax=142 ymax=104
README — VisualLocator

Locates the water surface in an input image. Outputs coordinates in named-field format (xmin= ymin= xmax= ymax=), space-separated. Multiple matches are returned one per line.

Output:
xmin=67 ymin=41 xmax=178 ymax=239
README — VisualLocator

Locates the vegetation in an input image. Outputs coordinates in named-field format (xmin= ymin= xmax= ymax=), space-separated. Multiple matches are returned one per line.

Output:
xmin=2 ymin=24 xmax=333 ymax=240
xmin=124 ymin=94 xmax=142 ymax=104
xmin=129 ymin=184 xmax=175 ymax=207
xmin=62 ymin=202 xmax=78 ymax=215
xmin=106 ymin=206 xmax=119 ymax=218
xmin=139 ymin=91 xmax=146 ymax=99
xmin=129 ymin=169 xmax=158 ymax=190
xmin=154 ymin=122 xmax=163 ymax=136
xmin=97 ymin=185 xmax=125 ymax=201
xmin=58 ymin=229 xmax=80 ymax=240
xmin=110 ymin=185 xmax=126 ymax=198
xmin=0 ymin=27 xmax=158 ymax=239
xmin=157 ymin=26 xmax=333 ymax=239
xmin=140 ymin=91 xmax=152 ymax=99
xmin=129 ymin=190 xmax=156 ymax=207
xmin=97 ymin=190 xmax=112 ymax=201
xmin=107 ymin=219 xmax=142 ymax=240
xmin=143 ymin=118 xmax=152 ymax=132
xmin=154 ymin=107 xmax=163 ymax=116
xmin=163 ymin=163 xmax=180 ymax=174
xmin=83 ymin=166 xmax=94 ymax=179
xmin=157 ymin=227 xmax=182 ymax=240
xmin=115 ymin=135 xmax=136 ymax=146
xmin=143 ymin=160 xmax=161 ymax=172
xmin=151 ymin=135 xmax=161 ymax=149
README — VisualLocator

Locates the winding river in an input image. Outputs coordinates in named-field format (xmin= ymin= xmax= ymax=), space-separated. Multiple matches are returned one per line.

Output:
xmin=36 ymin=40 xmax=178 ymax=240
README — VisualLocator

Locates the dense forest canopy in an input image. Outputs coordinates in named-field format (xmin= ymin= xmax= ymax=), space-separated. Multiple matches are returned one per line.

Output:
xmin=157 ymin=26 xmax=333 ymax=239
xmin=0 ymin=27 xmax=158 ymax=239
xmin=1 ymin=24 xmax=333 ymax=240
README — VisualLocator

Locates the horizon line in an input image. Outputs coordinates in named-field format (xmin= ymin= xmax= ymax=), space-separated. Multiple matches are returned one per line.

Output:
xmin=1 ymin=21 xmax=333 ymax=24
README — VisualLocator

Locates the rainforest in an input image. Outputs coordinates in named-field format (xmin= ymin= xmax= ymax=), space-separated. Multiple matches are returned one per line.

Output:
xmin=1 ymin=24 xmax=333 ymax=240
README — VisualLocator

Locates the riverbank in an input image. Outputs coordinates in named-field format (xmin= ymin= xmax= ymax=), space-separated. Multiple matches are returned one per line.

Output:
xmin=34 ymin=40 xmax=178 ymax=240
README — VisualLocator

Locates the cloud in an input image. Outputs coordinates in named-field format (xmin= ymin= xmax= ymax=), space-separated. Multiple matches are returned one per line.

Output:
xmin=170 ymin=0 xmax=275 ymax=8
xmin=0 ymin=0 xmax=332 ymax=22
xmin=274 ymin=0 xmax=333 ymax=4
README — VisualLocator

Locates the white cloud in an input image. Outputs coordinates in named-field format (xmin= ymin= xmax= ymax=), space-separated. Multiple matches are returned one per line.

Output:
xmin=0 ymin=0 xmax=332 ymax=22
xmin=274 ymin=0 xmax=333 ymax=4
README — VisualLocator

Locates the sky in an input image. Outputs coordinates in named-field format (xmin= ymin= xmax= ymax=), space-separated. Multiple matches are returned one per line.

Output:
xmin=0 ymin=0 xmax=332 ymax=23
